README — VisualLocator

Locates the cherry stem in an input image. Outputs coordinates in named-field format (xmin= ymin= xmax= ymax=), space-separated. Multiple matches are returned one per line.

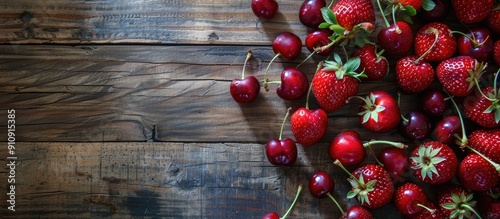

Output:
xmin=494 ymin=69 xmax=500 ymax=98
xmin=279 ymin=108 xmax=292 ymax=140
xmin=297 ymin=50 xmax=317 ymax=69
xmin=397 ymin=92 xmax=409 ymax=123
xmin=375 ymin=0 xmax=390 ymax=28
xmin=280 ymin=184 xmax=303 ymax=219
xmin=466 ymin=146 xmax=500 ymax=173
xmin=305 ymin=62 xmax=323 ymax=110
xmin=365 ymin=143 xmax=383 ymax=166
xmin=363 ymin=140 xmax=407 ymax=149
xmin=241 ymin=51 xmax=253 ymax=79
xmin=391 ymin=6 xmax=400 ymax=33
xmin=450 ymin=30 xmax=489 ymax=48
xmin=416 ymin=203 xmax=436 ymax=214
xmin=446 ymin=91 xmax=469 ymax=148
xmin=326 ymin=192 xmax=346 ymax=216
xmin=415 ymin=28 xmax=439 ymax=63
xmin=333 ymin=159 xmax=364 ymax=186
xmin=264 ymin=53 xmax=281 ymax=91
xmin=327 ymin=0 xmax=336 ymax=8
xmin=460 ymin=203 xmax=483 ymax=219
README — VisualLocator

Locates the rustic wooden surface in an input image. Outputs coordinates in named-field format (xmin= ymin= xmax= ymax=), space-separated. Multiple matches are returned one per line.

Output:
xmin=0 ymin=0 xmax=495 ymax=218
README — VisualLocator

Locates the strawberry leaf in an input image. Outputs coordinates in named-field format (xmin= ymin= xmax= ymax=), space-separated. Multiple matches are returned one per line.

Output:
xmin=421 ymin=0 xmax=436 ymax=11
xmin=318 ymin=22 xmax=331 ymax=29
xmin=403 ymin=5 xmax=417 ymax=16
xmin=321 ymin=7 xmax=337 ymax=25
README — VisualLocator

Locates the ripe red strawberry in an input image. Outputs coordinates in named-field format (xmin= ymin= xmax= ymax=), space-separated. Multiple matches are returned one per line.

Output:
xmin=467 ymin=129 xmax=500 ymax=163
xmin=494 ymin=40 xmax=500 ymax=66
xmin=463 ymin=86 xmax=500 ymax=128
xmin=410 ymin=141 xmax=458 ymax=185
xmin=331 ymin=0 xmax=375 ymax=31
xmin=336 ymin=162 xmax=394 ymax=209
xmin=436 ymin=56 xmax=486 ymax=97
xmin=451 ymin=0 xmax=494 ymax=25
xmin=312 ymin=54 xmax=364 ymax=112
xmin=438 ymin=184 xmax=482 ymax=219
xmin=394 ymin=182 xmax=430 ymax=216
xmin=414 ymin=22 xmax=456 ymax=62
xmin=407 ymin=202 xmax=445 ymax=219
xmin=395 ymin=55 xmax=435 ymax=94
xmin=290 ymin=107 xmax=328 ymax=147
xmin=487 ymin=7 xmax=500 ymax=36
xmin=458 ymin=153 xmax=499 ymax=191
xmin=397 ymin=0 xmax=422 ymax=10
xmin=352 ymin=44 xmax=388 ymax=81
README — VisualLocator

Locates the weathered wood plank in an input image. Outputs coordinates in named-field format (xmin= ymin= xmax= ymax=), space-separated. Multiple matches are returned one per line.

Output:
xmin=0 ymin=44 xmax=419 ymax=143
xmin=0 ymin=142 xmax=402 ymax=218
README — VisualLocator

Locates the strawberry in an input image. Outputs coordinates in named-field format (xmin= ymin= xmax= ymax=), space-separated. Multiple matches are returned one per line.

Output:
xmin=394 ymin=182 xmax=430 ymax=216
xmin=290 ymin=107 xmax=328 ymax=147
xmin=438 ymin=184 xmax=482 ymax=219
xmin=397 ymin=0 xmax=422 ymax=10
xmin=410 ymin=141 xmax=458 ymax=185
xmin=395 ymin=55 xmax=435 ymax=94
xmin=436 ymin=56 xmax=486 ymax=97
xmin=407 ymin=202 xmax=445 ymax=219
xmin=312 ymin=54 xmax=365 ymax=113
xmin=458 ymin=153 xmax=500 ymax=191
xmin=487 ymin=6 xmax=500 ymax=36
xmin=414 ymin=22 xmax=456 ymax=63
xmin=463 ymin=86 xmax=500 ymax=128
xmin=467 ymin=129 xmax=500 ymax=163
xmin=352 ymin=44 xmax=388 ymax=81
xmin=331 ymin=0 xmax=375 ymax=31
xmin=451 ymin=0 xmax=494 ymax=25
xmin=494 ymin=40 xmax=500 ymax=67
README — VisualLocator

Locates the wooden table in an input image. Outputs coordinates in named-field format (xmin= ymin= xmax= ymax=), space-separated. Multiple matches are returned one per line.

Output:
xmin=0 ymin=1 xmax=492 ymax=218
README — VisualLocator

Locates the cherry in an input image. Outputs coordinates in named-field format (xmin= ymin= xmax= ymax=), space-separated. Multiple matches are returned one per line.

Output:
xmin=342 ymin=206 xmax=374 ymax=219
xmin=266 ymin=67 xmax=309 ymax=100
xmin=299 ymin=0 xmax=326 ymax=28
xmin=433 ymin=115 xmax=461 ymax=145
xmin=305 ymin=29 xmax=334 ymax=56
xmin=262 ymin=184 xmax=303 ymax=219
xmin=400 ymin=111 xmax=432 ymax=141
xmin=309 ymin=171 xmax=334 ymax=199
xmin=251 ymin=0 xmax=279 ymax=19
xmin=377 ymin=21 xmax=414 ymax=56
xmin=422 ymin=89 xmax=449 ymax=117
xmin=265 ymin=108 xmax=298 ymax=166
xmin=456 ymin=27 xmax=494 ymax=62
xmin=377 ymin=147 xmax=408 ymax=181
xmin=230 ymin=51 xmax=261 ymax=103
xmin=418 ymin=0 xmax=450 ymax=22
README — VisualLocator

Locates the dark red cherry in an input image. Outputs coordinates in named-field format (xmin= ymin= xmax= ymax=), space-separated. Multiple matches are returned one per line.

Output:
xmin=418 ymin=0 xmax=451 ymax=22
xmin=457 ymin=27 xmax=494 ymax=62
xmin=276 ymin=67 xmax=309 ymax=100
xmin=265 ymin=138 xmax=298 ymax=166
xmin=342 ymin=205 xmax=375 ymax=219
xmin=261 ymin=212 xmax=280 ymax=219
xmin=309 ymin=171 xmax=334 ymax=199
xmin=378 ymin=147 xmax=409 ymax=181
xmin=400 ymin=111 xmax=432 ymax=141
xmin=251 ymin=0 xmax=278 ymax=19
xmin=329 ymin=130 xmax=365 ymax=167
xmin=422 ymin=89 xmax=449 ymax=117
xmin=272 ymin=32 xmax=303 ymax=60
xmin=230 ymin=76 xmax=260 ymax=103
xmin=433 ymin=115 xmax=462 ymax=144
xmin=299 ymin=0 xmax=326 ymax=28
xmin=377 ymin=21 xmax=413 ymax=56
xmin=305 ymin=29 xmax=334 ymax=56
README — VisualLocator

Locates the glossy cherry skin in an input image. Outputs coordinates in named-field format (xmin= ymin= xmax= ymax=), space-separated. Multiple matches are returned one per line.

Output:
xmin=251 ymin=0 xmax=278 ymax=19
xmin=230 ymin=76 xmax=260 ymax=103
xmin=305 ymin=29 xmax=333 ymax=56
xmin=457 ymin=27 xmax=494 ymax=62
xmin=261 ymin=212 xmax=279 ymax=219
xmin=329 ymin=130 xmax=365 ymax=167
xmin=377 ymin=21 xmax=413 ymax=56
xmin=299 ymin=0 xmax=326 ymax=28
xmin=377 ymin=147 xmax=408 ymax=181
xmin=265 ymin=138 xmax=298 ymax=166
xmin=433 ymin=115 xmax=462 ymax=145
xmin=272 ymin=32 xmax=303 ymax=60
xmin=400 ymin=111 xmax=432 ymax=141
xmin=277 ymin=67 xmax=309 ymax=101
xmin=309 ymin=171 xmax=335 ymax=199
xmin=418 ymin=0 xmax=450 ymax=22
xmin=341 ymin=205 xmax=375 ymax=219
xmin=422 ymin=89 xmax=449 ymax=117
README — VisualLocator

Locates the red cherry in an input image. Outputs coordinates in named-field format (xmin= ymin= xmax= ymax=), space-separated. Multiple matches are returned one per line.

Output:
xmin=422 ymin=89 xmax=449 ymax=117
xmin=309 ymin=171 xmax=334 ymax=199
xmin=305 ymin=29 xmax=334 ymax=56
xmin=457 ymin=27 xmax=494 ymax=62
xmin=272 ymin=32 xmax=303 ymax=60
xmin=418 ymin=0 xmax=451 ymax=22
xmin=261 ymin=212 xmax=280 ymax=219
xmin=265 ymin=108 xmax=298 ymax=166
xmin=377 ymin=21 xmax=414 ymax=56
xmin=433 ymin=115 xmax=461 ymax=145
xmin=377 ymin=147 xmax=409 ymax=181
xmin=342 ymin=205 xmax=375 ymax=219
xmin=276 ymin=67 xmax=309 ymax=101
xmin=299 ymin=0 xmax=326 ymax=28
xmin=400 ymin=111 xmax=432 ymax=141
xmin=251 ymin=0 xmax=278 ymax=19
xmin=394 ymin=182 xmax=430 ymax=216
xmin=230 ymin=51 xmax=260 ymax=104
xmin=262 ymin=185 xmax=303 ymax=219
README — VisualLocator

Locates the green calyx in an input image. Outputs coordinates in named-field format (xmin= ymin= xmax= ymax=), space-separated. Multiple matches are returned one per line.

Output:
xmin=322 ymin=53 xmax=366 ymax=81
xmin=346 ymin=174 xmax=376 ymax=206
xmin=466 ymin=61 xmax=487 ymax=94
xmin=441 ymin=191 xmax=482 ymax=219
xmin=318 ymin=7 xmax=374 ymax=48
xmin=482 ymin=69 xmax=500 ymax=124
xmin=410 ymin=145 xmax=446 ymax=180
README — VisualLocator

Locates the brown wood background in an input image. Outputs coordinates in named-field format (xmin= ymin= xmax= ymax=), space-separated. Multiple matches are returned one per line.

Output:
xmin=0 ymin=0 xmax=497 ymax=218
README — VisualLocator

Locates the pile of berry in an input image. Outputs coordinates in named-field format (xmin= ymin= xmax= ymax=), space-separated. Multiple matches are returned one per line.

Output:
xmin=231 ymin=0 xmax=500 ymax=218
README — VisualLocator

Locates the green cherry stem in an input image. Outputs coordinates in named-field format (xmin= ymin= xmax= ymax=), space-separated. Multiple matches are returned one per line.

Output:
xmin=241 ymin=50 xmax=253 ymax=79
xmin=305 ymin=62 xmax=323 ymax=110
xmin=280 ymin=184 xmax=303 ymax=219
xmin=264 ymin=53 xmax=282 ymax=91
xmin=459 ymin=203 xmax=483 ymax=219
xmin=278 ymin=108 xmax=292 ymax=140
xmin=326 ymin=192 xmax=346 ymax=216
xmin=334 ymin=159 xmax=364 ymax=186
xmin=446 ymin=92 xmax=469 ymax=147
xmin=375 ymin=0 xmax=390 ymax=28
xmin=416 ymin=203 xmax=436 ymax=214
xmin=363 ymin=140 xmax=407 ymax=149
xmin=415 ymin=27 xmax=439 ymax=63
xmin=397 ymin=92 xmax=409 ymax=123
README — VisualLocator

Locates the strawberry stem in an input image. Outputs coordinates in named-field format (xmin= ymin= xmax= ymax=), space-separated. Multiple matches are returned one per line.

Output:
xmin=280 ymin=184 xmax=303 ymax=219
xmin=241 ymin=50 xmax=253 ymax=79
xmin=264 ymin=53 xmax=282 ymax=91
xmin=279 ymin=108 xmax=292 ymax=140
xmin=326 ymin=192 xmax=346 ymax=216
xmin=459 ymin=203 xmax=483 ymax=219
